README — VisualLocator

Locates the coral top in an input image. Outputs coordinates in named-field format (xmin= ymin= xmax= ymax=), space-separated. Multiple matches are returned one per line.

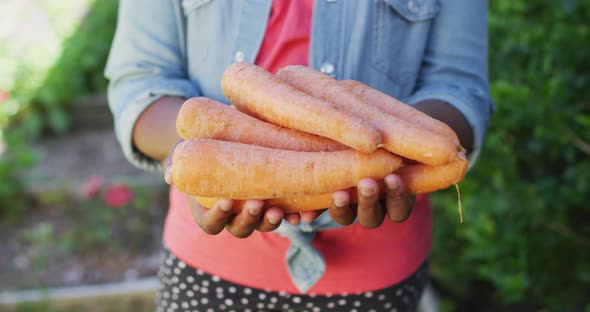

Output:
xmin=163 ymin=0 xmax=432 ymax=295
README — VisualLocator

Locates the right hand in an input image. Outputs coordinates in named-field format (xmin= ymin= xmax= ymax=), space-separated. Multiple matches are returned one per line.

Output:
xmin=164 ymin=139 xmax=299 ymax=238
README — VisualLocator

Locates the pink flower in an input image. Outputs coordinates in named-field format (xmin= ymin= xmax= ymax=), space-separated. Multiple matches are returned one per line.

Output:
xmin=0 ymin=89 xmax=9 ymax=103
xmin=103 ymin=184 xmax=133 ymax=208
xmin=80 ymin=176 xmax=103 ymax=199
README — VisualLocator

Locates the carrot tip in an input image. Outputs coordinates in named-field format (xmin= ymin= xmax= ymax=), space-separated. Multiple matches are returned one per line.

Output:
xmin=455 ymin=183 xmax=463 ymax=223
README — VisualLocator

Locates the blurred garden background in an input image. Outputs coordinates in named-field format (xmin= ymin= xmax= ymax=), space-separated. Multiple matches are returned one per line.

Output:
xmin=0 ymin=0 xmax=588 ymax=311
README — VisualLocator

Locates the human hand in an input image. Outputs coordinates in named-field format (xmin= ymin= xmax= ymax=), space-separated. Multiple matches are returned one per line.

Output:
xmin=328 ymin=174 xmax=414 ymax=228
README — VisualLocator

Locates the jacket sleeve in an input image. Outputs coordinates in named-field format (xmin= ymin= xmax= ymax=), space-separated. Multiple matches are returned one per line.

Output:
xmin=104 ymin=0 xmax=199 ymax=171
xmin=403 ymin=0 xmax=495 ymax=166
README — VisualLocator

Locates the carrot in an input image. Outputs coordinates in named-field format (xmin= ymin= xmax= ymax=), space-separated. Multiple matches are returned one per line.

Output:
xmin=196 ymin=153 xmax=469 ymax=212
xmin=221 ymin=62 xmax=382 ymax=153
xmin=194 ymin=193 xmax=338 ymax=214
xmin=397 ymin=153 xmax=469 ymax=195
xmin=340 ymin=79 xmax=461 ymax=147
xmin=276 ymin=65 xmax=459 ymax=165
xmin=177 ymin=97 xmax=346 ymax=152
xmin=172 ymin=139 xmax=402 ymax=199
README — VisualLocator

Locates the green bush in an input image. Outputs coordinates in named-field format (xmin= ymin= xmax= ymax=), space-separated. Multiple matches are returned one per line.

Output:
xmin=431 ymin=1 xmax=590 ymax=310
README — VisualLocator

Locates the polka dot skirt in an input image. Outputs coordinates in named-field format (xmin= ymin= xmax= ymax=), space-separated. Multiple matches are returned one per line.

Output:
xmin=155 ymin=247 xmax=429 ymax=312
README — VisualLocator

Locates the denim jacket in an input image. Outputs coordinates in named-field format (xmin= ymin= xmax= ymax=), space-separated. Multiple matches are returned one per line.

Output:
xmin=105 ymin=0 xmax=493 ymax=293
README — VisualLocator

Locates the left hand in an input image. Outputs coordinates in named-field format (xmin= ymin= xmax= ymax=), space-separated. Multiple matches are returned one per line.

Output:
xmin=328 ymin=173 xmax=415 ymax=228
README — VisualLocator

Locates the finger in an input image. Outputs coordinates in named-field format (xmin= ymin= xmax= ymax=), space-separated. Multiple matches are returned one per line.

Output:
xmin=284 ymin=212 xmax=301 ymax=225
xmin=189 ymin=197 xmax=233 ymax=234
xmin=163 ymin=139 xmax=184 ymax=185
xmin=301 ymin=209 xmax=326 ymax=224
xmin=384 ymin=174 xmax=414 ymax=222
xmin=226 ymin=200 xmax=264 ymax=238
xmin=257 ymin=206 xmax=285 ymax=232
xmin=357 ymin=178 xmax=385 ymax=228
xmin=329 ymin=190 xmax=356 ymax=225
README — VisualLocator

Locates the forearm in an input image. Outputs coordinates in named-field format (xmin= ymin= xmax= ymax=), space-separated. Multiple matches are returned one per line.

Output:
xmin=133 ymin=96 xmax=185 ymax=162
xmin=413 ymin=99 xmax=474 ymax=154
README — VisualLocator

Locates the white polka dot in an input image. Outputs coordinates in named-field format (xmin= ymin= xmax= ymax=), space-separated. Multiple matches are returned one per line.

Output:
xmin=219 ymin=304 xmax=227 ymax=310
xmin=378 ymin=294 xmax=386 ymax=301
xmin=312 ymin=307 xmax=321 ymax=312
xmin=166 ymin=259 xmax=173 ymax=266
xmin=172 ymin=287 xmax=180 ymax=294
xmin=172 ymin=276 xmax=179 ymax=284
xmin=244 ymin=288 xmax=252 ymax=295
xmin=326 ymin=292 xmax=333 ymax=297
xmin=351 ymin=309 xmax=358 ymax=312
xmin=228 ymin=286 xmax=237 ymax=293
xmin=279 ymin=290 xmax=288 ymax=297
xmin=186 ymin=290 xmax=194 ymax=297
xmin=178 ymin=261 xmax=186 ymax=268
xmin=190 ymin=300 xmax=198 ymax=306
xmin=258 ymin=293 xmax=266 ymax=300
xmin=384 ymin=302 xmax=393 ymax=309
xmin=173 ymin=268 xmax=181 ymax=275
xmin=327 ymin=302 xmax=336 ymax=308
xmin=267 ymin=303 xmax=276 ymax=309
xmin=391 ymin=308 xmax=398 ymax=312
xmin=166 ymin=307 xmax=174 ymax=312
xmin=186 ymin=276 xmax=194 ymax=283
xmin=192 ymin=284 xmax=199 ymax=291
xmin=202 ymin=280 xmax=210 ymax=287
xmin=200 ymin=297 xmax=209 ymax=304
xmin=181 ymin=302 xmax=189 ymax=309
xmin=163 ymin=291 xmax=170 ymax=299
xmin=224 ymin=299 xmax=234 ymax=306
xmin=338 ymin=299 xmax=347 ymax=305
xmin=216 ymin=287 xmax=224 ymax=293
xmin=241 ymin=298 xmax=249 ymax=305
xmin=292 ymin=296 xmax=301 ymax=303
xmin=309 ymin=292 xmax=317 ymax=298
xmin=244 ymin=309 xmax=252 ymax=312
xmin=216 ymin=293 xmax=224 ymax=299
xmin=364 ymin=292 xmax=374 ymax=298
xmin=179 ymin=283 xmax=187 ymax=290
xmin=206 ymin=309 xmax=214 ymax=312
xmin=287 ymin=309 xmax=295 ymax=312
xmin=212 ymin=275 xmax=221 ymax=282
xmin=270 ymin=297 xmax=278 ymax=303
xmin=354 ymin=300 xmax=361 ymax=307
xmin=369 ymin=309 xmax=377 ymax=312
xmin=196 ymin=269 xmax=204 ymax=276
xmin=170 ymin=302 xmax=178 ymax=309
xmin=171 ymin=294 xmax=178 ymax=300
xmin=282 ymin=303 xmax=290 ymax=309
xmin=396 ymin=289 xmax=402 ymax=296
xmin=306 ymin=302 xmax=314 ymax=308
xmin=200 ymin=287 xmax=209 ymax=294
xmin=256 ymin=303 xmax=265 ymax=309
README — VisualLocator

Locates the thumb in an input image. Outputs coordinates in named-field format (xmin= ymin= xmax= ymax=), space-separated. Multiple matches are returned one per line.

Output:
xmin=164 ymin=138 xmax=184 ymax=185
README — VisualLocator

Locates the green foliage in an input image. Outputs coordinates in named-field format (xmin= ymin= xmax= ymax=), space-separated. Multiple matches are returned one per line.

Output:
xmin=431 ymin=0 xmax=590 ymax=310
xmin=0 ymin=0 xmax=118 ymax=214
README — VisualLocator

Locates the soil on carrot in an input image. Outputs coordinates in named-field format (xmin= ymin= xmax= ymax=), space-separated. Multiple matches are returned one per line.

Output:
xmin=0 ymin=129 xmax=169 ymax=291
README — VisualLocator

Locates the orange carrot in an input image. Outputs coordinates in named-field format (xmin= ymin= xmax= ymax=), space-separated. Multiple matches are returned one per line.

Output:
xmin=340 ymin=79 xmax=461 ymax=147
xmin=276 ymin=65 xmax=458 ymax=165
xmin=397 ymin=154 xmax=469 ymax=195
xmin=177 ymin=97 xmax=346 ymax=151
xmin=221 ymin=62 xmax=382 ymax=153
xmin=194 ymin=193 xmax=338 ymax=214
xmin=172 ymin=139 xmax=402 ymax=199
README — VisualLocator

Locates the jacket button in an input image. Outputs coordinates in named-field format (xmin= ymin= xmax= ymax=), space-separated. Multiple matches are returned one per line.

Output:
xmin=320 ymin=62 xmax=335 ymax=75
xmin=234 ymin=51 xmax=245 ymax=62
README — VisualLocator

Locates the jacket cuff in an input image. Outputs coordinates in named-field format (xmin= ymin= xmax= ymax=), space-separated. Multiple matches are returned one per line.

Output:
xmin=108 ymin=77 xmax=199 ymax=171
xmin=403 ymin=84 xmax=494 ymax=168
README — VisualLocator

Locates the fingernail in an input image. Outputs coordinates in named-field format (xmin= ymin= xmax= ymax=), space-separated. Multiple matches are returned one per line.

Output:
xmin=386 ymin=179 xmax=398 ymax=191
xmin=360 ymin=188 xmax=374 ymax=197
xmin=268 ymin=215 xmax=281 ymax=225
xmin=334 ymin=198 xmax=346 ymax=208
xmin=218 ymin=200 xmax=232 ymax=212
xmin=248 ymin=205 xmax=261 ymax=216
